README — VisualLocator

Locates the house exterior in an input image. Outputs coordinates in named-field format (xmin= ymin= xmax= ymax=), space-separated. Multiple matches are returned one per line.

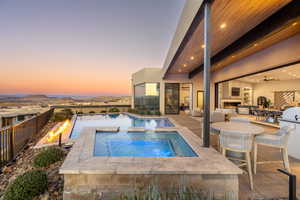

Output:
xmin=132 ymin=0 xmax=300 ymax=115
xmin=0 ymin=106 xmax=50 ymax=128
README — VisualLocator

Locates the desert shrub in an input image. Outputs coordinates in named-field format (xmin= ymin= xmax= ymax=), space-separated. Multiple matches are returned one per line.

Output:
xmin=52 ymin=112 xmax=68 ymax=122
xmin=52 ymin=109 xmax=73 ymax=122
xmin=154 ymin=110 xmax=161 ymax=116
xmin=108 ymin=107 xmax=120 ymax=112
xmin=61 ymin=109 xmax=74 ymax=117
xmin=76 ymin=111 xmax=83 ymax=114
xmin=128 ymin=108 xmax=134 ymax=113
xmin=33 ymin=147 xmax=64 ymax=168
xmin=101 ymin=110 xmax=107 ymax=113
xmin=128 ymin=108 xmax=138 ymax=114
xmin=4 ymin=170 xmax=47 ymax=200
xmin=89 ymin=111 xmax=95 ymax=114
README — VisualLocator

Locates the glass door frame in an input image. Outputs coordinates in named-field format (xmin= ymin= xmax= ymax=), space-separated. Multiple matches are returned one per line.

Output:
xmin=164 ymin=83 xmax=180 ymax=114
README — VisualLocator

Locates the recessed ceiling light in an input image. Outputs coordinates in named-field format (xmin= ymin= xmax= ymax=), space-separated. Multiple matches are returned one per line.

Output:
xmin=183 ymin=64 xmax=187 ymax=67
xmin=254 ymin=43 xmax=258 ymax=47
xmin=231 ymin=55 xmax=235 ymax=58
xmin=292 ymin=22 xmax=298 ymax=26
xmin=190 ymin=56 xmax=195 ymax=60
xmin=201 ymin=44 xmax=205 ymax=48
xmin=220 ymin=23 xmax=226 ymax=29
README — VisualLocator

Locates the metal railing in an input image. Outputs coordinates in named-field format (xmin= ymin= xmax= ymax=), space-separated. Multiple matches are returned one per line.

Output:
xmin=0 ymin=109 xmax=54 ymax=168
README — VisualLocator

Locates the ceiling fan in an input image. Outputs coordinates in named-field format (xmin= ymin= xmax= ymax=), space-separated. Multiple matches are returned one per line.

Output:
xmin=262 ymin=76 xmax=280 ymax=82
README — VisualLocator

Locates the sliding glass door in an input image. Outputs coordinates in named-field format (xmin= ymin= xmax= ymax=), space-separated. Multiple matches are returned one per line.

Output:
xmin=165 ymin=83 xmax=180 ymax=114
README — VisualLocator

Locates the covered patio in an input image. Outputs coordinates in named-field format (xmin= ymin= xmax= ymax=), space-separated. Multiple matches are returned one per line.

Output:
xmin=161 ymin=0 xmax=300 ymax=198
xmin=169 ymin=114 xmax=300 ymax=199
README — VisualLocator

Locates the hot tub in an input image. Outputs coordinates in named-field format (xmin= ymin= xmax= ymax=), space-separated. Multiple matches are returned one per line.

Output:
xmin=60 ymin=127 xmax=242 ymax=199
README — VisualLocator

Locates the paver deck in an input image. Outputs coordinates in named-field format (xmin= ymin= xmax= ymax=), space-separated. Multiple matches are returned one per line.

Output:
xmin=168 ymin=114 xmax=300 ymax=200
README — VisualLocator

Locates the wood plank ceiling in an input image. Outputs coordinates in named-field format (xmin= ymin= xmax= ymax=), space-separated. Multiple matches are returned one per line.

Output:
xmin=167 ymin=0 xmax=293 ymax=75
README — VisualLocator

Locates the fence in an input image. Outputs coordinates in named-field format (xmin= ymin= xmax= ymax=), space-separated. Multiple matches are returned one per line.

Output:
xmin=0 ymin=108 xmax=54 ymax=168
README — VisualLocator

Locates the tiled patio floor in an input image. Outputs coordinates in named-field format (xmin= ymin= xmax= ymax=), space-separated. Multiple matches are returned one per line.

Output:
xmin=168 ymin=114 xmax=300 ymax=200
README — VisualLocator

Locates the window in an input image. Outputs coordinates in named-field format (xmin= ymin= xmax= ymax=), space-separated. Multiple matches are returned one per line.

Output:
xmin=134 ymin=83 xmax=160 ymax=111
xmin=145 ymin=83 xmax=159 ymax=96
xmin=17 ymin=115 xmax=25 ymax=122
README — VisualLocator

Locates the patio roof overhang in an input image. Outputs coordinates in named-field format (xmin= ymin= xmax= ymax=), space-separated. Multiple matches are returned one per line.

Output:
xmin=162 ymin=0 xmax=300 ymax=79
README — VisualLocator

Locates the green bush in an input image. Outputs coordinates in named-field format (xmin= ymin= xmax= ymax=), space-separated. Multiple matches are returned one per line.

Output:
xmin=4 ymin=170 xmax=47 ymax=200
xmin=108 ymin=107 xmax=120 ymax=112
xmin=128 ymin=108 xmax=134 ymax=113
xmin=154 ymin=111 xmax=161 ymax=116
xmin=33 ymin=147 xmax=64 ymax=168
xmin=52 ymin=109 xmax=73 ymax=122
xmin=101 ymin=110 xmax=107 ymax=113
xmin=77 ymin=111 xmax=83 ymax=114
xmin=52 ymin=112 xmax=68 ymax=122
xmin=89 ymin=111 xmax=95 ymax=114
xmin=128 ymin=108 xmax=138 ymax=114
xmin=61 ymin=109 xmax=74 ymax=117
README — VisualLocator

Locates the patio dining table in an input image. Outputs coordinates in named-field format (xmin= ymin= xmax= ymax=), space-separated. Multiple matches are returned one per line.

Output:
xmin=211 ymin=121 xmax=265 ymax=159
xmin=211 ymin=121 xmax=265 ymax=136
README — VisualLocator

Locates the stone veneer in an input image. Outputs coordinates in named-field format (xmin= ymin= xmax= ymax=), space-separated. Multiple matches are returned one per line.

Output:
xmin=60 ymin=126 xmax=242 ymax=200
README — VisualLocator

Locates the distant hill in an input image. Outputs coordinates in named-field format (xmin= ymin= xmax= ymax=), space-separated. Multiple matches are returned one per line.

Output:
xmin=20 ymin=94 xmax=51 ymax=99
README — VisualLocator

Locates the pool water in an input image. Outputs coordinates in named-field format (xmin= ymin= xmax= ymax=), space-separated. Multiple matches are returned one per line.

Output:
xmin=70 ymin=114 xmax=174 ymax=139
xmin=94 ymin=131 xmax=197 ymax=157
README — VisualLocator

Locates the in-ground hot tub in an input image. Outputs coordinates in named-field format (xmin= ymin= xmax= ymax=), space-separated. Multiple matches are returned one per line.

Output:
xmin=60 ymin=127 xmax=242 ymax=200
xmin=94 ymin=130 xmax=197 ymax=157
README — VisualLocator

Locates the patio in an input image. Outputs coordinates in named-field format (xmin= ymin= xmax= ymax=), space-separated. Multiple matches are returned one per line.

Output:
xmin=168 ymin=114 xmax=300 ymax=199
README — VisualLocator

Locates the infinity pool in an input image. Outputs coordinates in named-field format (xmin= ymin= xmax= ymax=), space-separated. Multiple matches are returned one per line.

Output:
xmin=94 ymin=131 xmax=197 ymax=157
xmin=70 ymin=114 xmax=174 ymax=139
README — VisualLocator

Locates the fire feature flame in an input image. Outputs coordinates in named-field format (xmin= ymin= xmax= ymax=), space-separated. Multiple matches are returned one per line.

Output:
xmin=47 ymin=120 xmax=70 ymax=142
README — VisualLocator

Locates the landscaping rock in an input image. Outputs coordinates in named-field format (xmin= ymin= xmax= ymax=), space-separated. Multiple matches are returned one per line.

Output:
xmin=0 ymin=122 xmax=69 ymax=200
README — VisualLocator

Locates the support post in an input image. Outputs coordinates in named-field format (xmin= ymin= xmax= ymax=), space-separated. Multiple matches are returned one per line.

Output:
xmin=278 ymin=169 xmax=297 ymax=200
xmin=203 ymin=0 xmax=211 ymax=147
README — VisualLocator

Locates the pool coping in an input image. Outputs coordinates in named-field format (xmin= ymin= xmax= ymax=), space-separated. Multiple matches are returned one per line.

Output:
xmin=60 ymin=126 xmax=242 ymax=175
xmin=64 ymin=113 xmax=181 ymax=143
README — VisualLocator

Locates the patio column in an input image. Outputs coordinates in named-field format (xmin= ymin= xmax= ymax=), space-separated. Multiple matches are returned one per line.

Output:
xmin=203 ymin=0 xmax=211 ymax=148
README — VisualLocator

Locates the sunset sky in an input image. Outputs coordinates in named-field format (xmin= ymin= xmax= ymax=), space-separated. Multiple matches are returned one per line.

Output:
xmin=0 ymin=0 xmax=184 ymax=96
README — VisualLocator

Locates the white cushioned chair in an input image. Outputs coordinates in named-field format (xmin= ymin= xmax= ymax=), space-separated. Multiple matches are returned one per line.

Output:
xmin=220 ymin=130 xmax=254 ymax=190
xmin=253 ymin=126 xmax=294 ymax=174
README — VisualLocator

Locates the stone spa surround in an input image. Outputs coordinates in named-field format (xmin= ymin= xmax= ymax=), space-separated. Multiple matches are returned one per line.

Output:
xmin=60 ymin=127 xmax=242 ymax=200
